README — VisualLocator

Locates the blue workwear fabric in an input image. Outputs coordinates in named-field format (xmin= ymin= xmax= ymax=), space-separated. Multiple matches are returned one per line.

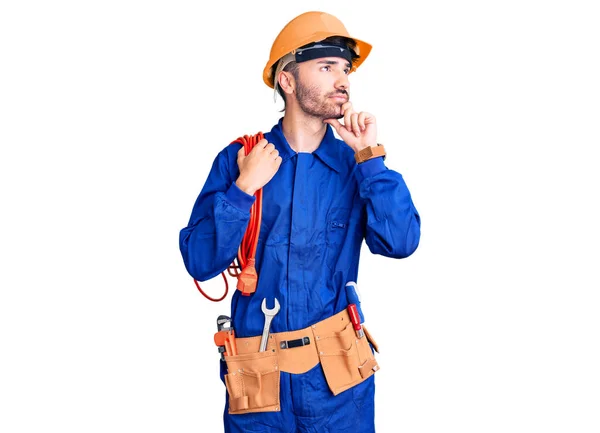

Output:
xmin=179 ymin=117 xmax=421 ymax=432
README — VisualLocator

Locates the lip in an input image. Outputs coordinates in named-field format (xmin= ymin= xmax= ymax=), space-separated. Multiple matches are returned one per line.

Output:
xmin=329 ymin=95 xmax=348 ymax=102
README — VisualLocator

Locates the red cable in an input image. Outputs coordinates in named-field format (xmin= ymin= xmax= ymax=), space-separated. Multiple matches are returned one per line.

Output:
xmin=194 ymin=273 xmax=229 ymax=302
xmin=194 ymin=132 xmax=264 ymax=301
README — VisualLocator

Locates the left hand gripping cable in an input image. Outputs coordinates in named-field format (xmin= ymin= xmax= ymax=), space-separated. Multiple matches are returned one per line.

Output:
xmin=193 ymin=132 xmax=264 ymax=301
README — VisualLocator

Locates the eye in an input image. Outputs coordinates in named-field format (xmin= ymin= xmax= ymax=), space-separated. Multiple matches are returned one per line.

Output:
xmin=321 ymin=65 xmax=331 ymax=72
xmin=344 ymin=68 xmax=350 ymax=75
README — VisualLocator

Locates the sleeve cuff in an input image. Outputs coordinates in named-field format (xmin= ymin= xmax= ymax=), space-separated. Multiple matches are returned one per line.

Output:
xmin=356 ymin=157 xmax=387 ymax=180
xmin=225 ymin=181 xmax=256 ymax=212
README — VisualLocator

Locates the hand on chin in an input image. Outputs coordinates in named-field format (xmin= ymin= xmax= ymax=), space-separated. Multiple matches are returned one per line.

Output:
xmin=323 ymin=102 xmax=378 ymax=152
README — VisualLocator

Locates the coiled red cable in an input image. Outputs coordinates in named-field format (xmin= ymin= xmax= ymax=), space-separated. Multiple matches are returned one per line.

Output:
xmin=194 ymin=132 xmax=264 ymax=302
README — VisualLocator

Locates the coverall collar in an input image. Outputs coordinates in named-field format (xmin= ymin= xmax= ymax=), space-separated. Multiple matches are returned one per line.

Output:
xmin=270 ymin=117 xmax=342 ymax=173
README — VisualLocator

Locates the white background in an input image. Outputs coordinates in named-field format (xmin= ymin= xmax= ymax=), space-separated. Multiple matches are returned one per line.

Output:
xmin=1 ymin=0 xmax=599 ymax=432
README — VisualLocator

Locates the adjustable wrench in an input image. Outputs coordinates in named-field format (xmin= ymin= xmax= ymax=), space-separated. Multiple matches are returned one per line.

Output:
xmin=259 ymin=298 xmax=280 ymax=352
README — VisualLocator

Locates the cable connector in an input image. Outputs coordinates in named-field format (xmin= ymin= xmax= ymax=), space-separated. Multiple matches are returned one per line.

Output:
xmin=236 ymin=258 xmax=257 ymax=296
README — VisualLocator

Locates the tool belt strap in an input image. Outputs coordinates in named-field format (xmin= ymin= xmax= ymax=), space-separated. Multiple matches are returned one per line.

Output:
xmin=231 ymin=309 xmax=378 ymax=375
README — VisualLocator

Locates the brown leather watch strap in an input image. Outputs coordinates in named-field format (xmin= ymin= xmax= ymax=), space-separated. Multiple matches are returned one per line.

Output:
xmin=354 ymin=144 xmax=386 ymax=164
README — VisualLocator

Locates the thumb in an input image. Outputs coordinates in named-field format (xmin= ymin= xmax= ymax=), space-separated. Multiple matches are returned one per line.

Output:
xmin=237 ymin=145 xmax=246 ymax=160
xmin=324 ymin=118 xmax=343 ymax=133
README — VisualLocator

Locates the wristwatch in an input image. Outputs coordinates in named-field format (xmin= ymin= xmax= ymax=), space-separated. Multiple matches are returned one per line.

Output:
xmin=354 ymin=144 xmax=386 ymax=164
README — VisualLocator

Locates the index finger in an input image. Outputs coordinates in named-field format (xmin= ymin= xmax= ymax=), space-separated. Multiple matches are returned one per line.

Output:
xmin=341 ymin=101 xmax=353 ymax=116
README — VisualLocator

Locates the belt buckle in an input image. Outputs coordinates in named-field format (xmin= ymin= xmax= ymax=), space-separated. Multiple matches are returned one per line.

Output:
xmin=280 ymin=336 xmax=311 ymax=350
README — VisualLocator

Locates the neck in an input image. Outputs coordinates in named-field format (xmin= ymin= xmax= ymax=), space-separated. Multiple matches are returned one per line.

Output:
xmin=281 ymin=105 xmax=327 ymax=153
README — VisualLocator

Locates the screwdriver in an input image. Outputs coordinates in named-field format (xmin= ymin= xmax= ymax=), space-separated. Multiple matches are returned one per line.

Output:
xmin=347 ymin=303 xmax=364 ymax=338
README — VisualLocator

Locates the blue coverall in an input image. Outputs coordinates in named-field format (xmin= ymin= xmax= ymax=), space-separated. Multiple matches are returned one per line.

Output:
xmin=179 ymin=118 xmax=421 ymax=432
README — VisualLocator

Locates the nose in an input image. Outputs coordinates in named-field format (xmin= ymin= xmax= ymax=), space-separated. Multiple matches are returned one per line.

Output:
xmin=335 ymin=70 xmax=349 ymax=91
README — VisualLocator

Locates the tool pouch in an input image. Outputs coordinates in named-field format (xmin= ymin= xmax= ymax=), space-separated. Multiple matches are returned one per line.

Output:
xmin=223 ymin=349 xmax=281 ymax=414
xmin=313 ymin=317 xmax=380 ymax=396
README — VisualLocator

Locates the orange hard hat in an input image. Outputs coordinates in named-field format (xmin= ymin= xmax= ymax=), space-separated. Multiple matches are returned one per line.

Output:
xmin=263 ymin=11 xmax=372 ymax=89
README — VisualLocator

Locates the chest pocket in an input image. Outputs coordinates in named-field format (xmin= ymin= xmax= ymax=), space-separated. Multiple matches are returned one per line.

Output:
xmin=325 ymin=207 xmax=352 ymax=270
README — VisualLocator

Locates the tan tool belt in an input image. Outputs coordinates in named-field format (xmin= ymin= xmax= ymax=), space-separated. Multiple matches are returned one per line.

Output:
xmin=223 ymin=309 xmax=380 ymax=415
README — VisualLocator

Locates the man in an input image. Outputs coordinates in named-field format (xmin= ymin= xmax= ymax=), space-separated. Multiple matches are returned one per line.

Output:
xmin=179 ymin=11 xmax=421 ymax=433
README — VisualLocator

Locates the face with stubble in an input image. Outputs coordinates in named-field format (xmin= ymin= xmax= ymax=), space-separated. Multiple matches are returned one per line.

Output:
xmin=294 ymin=57 xmax=352 ymax=120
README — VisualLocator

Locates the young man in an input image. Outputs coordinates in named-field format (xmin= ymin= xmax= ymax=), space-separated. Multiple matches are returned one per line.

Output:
xmin=179 ymin=11 xmax=421 ymax=433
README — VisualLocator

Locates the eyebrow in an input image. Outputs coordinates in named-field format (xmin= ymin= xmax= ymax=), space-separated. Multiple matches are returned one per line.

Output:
xmin=316 ymin=59 xmax=352 ymax=68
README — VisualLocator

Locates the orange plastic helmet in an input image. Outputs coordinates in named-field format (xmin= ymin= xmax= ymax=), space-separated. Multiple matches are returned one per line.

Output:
xmin=263 ymin=11 xmax=372 ymax=89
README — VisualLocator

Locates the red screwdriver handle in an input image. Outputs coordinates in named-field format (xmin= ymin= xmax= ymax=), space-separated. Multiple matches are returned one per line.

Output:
xmin=348 ymin=304 xmax=361 ymax=330
xmin=347 ymin=304 xmax=365 ymax=338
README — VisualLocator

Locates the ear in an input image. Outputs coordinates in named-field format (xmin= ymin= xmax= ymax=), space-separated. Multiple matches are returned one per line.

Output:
xmin=277 ymin=71 xmax=295 ymax=95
